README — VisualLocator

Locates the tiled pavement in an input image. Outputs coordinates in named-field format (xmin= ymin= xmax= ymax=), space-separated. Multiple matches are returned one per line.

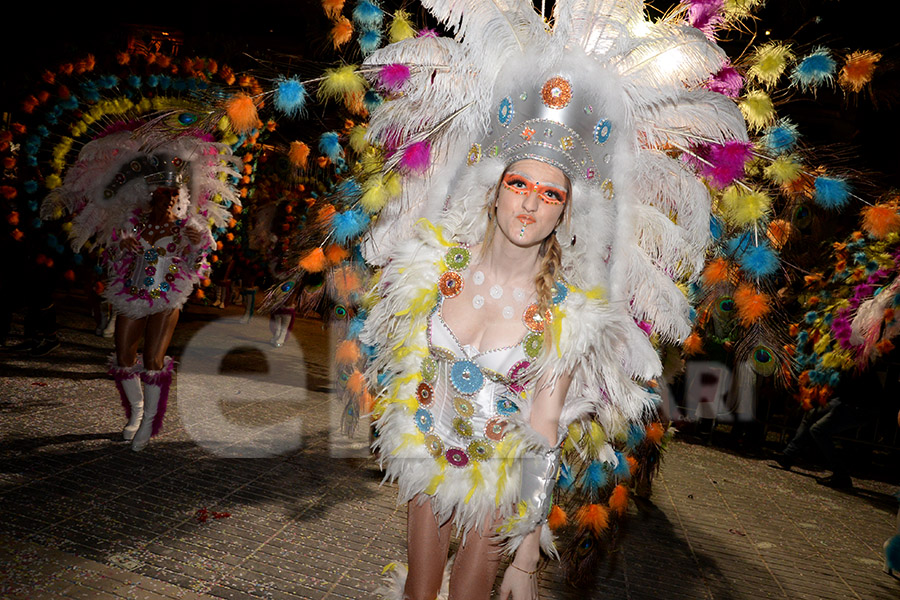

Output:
xmin=1 ymin=297 xmax=899 ymax=599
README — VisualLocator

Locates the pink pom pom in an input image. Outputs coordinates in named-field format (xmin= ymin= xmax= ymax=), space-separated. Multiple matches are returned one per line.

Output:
xmin=686 ymin=140 xmax=753 ymax=188
xmin=707 ymin=64 xmax=744 ymax=98
xmin=378 ymin=64 xmax=411 ymax=92
xmin=682 ymin=0 xmax=724 ymax=37
xmin=400 ymin=141 xmax=431 ymax=173
xmin=418 ymin=28 xmax=439 ymax=38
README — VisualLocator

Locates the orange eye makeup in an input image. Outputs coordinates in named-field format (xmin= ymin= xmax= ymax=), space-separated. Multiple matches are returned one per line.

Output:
xmin=501 ymin=173 xmax=568 ymax=205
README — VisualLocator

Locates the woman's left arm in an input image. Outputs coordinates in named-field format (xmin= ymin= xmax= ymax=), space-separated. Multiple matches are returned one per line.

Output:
xmin=499 ymin=372 xmax=572 ymax=599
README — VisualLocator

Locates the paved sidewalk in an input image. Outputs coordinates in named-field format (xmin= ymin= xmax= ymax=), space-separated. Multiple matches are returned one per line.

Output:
xmin=1 ymin=299 xmax=899 ymax=599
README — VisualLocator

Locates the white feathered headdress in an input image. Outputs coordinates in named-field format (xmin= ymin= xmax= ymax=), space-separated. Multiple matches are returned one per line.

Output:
xmin=361 ymin=0 xmax=747 ymax=357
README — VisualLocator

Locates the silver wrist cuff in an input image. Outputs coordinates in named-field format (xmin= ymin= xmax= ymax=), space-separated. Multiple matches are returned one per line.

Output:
xmin=520 ymin=446 xmax=562 ymax=525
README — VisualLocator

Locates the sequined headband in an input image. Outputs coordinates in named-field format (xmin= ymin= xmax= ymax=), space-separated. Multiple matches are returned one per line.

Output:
xmin=466 ymin=75 xmax=614 ymax=191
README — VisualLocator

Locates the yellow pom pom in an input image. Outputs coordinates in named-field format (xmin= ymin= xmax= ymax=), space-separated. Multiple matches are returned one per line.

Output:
xmin=348 ymin=125 xmax=369 ymax=154
xmin=748 ymin=42 xmax=795 ymax=88
xmin=722 ymin=0 xmax=765 ymax=19
xmin=383 ymin=171 xmax=403 ymax=199
xmin=763 ymin=155 xmax=804 ymax=185
xmin=739 ymin=90 xmax=776 ymax=131
xmin=389 ymin=9 xmax=417 ymax=43
xmin=720 ymin=186 xmax=771 ymax=227
xmin=61 ymin=222 xmax=72 ymax=232
xmin=360 ymin=175 xmax=389 ymax=213
xmin=45 ymin=174 xmax=62 ymax=189
xmin=318 ymin=65 xmax=365 ymax=102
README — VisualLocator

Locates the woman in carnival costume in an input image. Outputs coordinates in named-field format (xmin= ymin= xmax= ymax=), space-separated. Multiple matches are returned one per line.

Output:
xmin=349 ymin=1 xmax=749 ymax=598
xmin=43 ymin=129 xmax=241 ymax=451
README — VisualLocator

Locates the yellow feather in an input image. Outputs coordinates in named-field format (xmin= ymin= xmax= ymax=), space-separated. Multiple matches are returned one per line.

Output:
xmin=748 ymin=42 xmax=795 ymax=88
xmin=348 ymin=124 xmax=369 ymax=153
xmin=389 ymin=9 xmax=417 ymax=43
xmin=318 ymin=65 xmax=365 ymax=102
xmin=360 ymin=175 xmax=389 ymax=213
xmin=763 ymin=155 xmax=804 ymax=185
xmin=720 ymin=186 xmax=772 ymax=226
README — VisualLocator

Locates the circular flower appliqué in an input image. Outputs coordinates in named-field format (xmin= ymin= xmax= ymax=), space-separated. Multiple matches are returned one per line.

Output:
xmin=594 ymin=119 xmax=612 ymax=144
xmin=484 ymin=416 xmax=508 ymax=441
xmin=159 ymin=281 xmax=171 ymax=292
xmin=523 ymin=304 xmax=551 ymax=333
xmin=416 ymin=382 xmax=434 ymax=407
xmin=453 ymin=417 xmax=474 ymax=438
xmin=438 ymin=271 xmax=463 ymax=298
xmin=425 ymin=434 xmax=444 ymax=457
xmin=143 ymin=277 xmax=155 ymax=287
xmin=551 ymin=281 xmax=568 ymax=305
xmin=498 ymin=96 xmax=515 ymax=127
xmin=523 ymin=332 xmax=543 ymax=359
xmin=450 ymin=360 xmax=484 ymax=395
xmin=421 ymin=356 xmax=437 ymax=382
xmin=453 ymin=396 xmax=475 ymax=418
xmin=467 ymin=440 xmax=494 ymax=461
xmin=445 ymin=447 xmax=470 ymax=468
xmin=415 ymin=408 xmax=434 ymax=433
xmin=496 ymin=395 xmax=520 ymax=416
xmin=507 ymin=359 xmax=531 ymax=393
xmin=541 ymin=77 xmax=573 ymax=109
xmin=444 ymin=246 xmax=471 ymax=271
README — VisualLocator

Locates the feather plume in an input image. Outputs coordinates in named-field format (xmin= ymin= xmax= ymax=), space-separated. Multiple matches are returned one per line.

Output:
xmin=330 ymin=16 xmax=354 ymax=49
xmin=389 ymin=10 xmax=417 ymax=43
xmin=790 ymin=47 xmax=836 ymax=92
xmin=814 ymin=176 xmax=850 ymax=210
xmin=739 ymin=90 xmax=775 ymax=131
xmin=225 ymin=93 xmax=259 ymax=134
xmin=608 ymin=484 xmax=629 ymax=516
xmin=748 ymin=42 xmax=794 ymax=89
xmin=861 ymin=203 xmax=900 ymax=239
xmin=733 ymin=283 xmax=771 ymax=326
xmin=839 ymin=50 xmax=881 ymax=93
xmin=288 ymin=141 xmax=310 ymax=168
xmin=575 ymin=504 xmax=610 ymax=536
xmin=273 ymin=76 xmax=308 ymax=117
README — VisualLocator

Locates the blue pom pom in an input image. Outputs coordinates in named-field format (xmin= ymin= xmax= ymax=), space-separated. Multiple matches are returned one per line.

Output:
xmin=823 ymin=313 xmax=833 ymax=326
xmin=796 ymin=330 xmax=809 ymax=344
xmin=79 ymin=82 xmax=100 ymax=102
xmin=274 ymin=77 xmax=307 ymax=118
xmin=319 ymin=131 xmax=343 ymax=160
xmin=72 ymin=254 xmax=84 ymax=265
xmin=613 ymin=452 xmax=631 ymax=480
xmin=332 ymin=208 xmax=370 ymax=244
xmin=625 ymin=423 xmax=646 ymax=450
xmin=359 ymin=29 xmax=383 ymax=55
xmin=352 ymin=0 xmax=383 ymax=28
xmin=158 ymin=76 xmax=172 ymax=90
xmin=35 ymin=125 xmax=50 ymax=138
xmin=27 ymin=200 xmax=38 ymax=212
xmin=172 ymin=79 xmax=188 ymax=92
xmin=32 ymin=218 xmax=43 ymax=229
xmin=804 ymin=311 xmax=818 ymax=324
xmin=738 ymin=241 xmax=780 ymax=279
xmin=760 ymin=119 xmax=799 ymax=154
xmin=97 ymin=75 xmax=119 ymax=89
xmin=336 ymin=179 xmax=362 ymax=198
xmin=725 ymin=231 xmax=753 ymax=258
xmin=127 ymin=75 xmax=141 ymax=88
xmin=887 ymin=535 xmax=900 ymax=572
xmin=26 ymin=155 xmax=38 ymax=167
xmin=348 ymin=315 xmax=366 ymax=338
xmin=59 ymin=96 xmax=79 ymax=111
xmin=581 ymin=461 xmax=609 ymax=494
xmin=709 ymin=215 xmax=724 ymax=240
xmin=852 ymin=251 xmax=867 ymax=265
xmin=791 ymin=48 xmax=836 ymax=91
xmin=828 ymin=371 xmax=842 ymax=388
xmin=814 ymin=176 xmax=850 ymax=210
xmin=146 ymin=74 xmax=159 ymax=88
xmin=363 ymin=90 xmax=383 ymax=111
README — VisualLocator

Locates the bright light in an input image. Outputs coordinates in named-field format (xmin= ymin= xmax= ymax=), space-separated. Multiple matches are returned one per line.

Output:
xmin=629 ymin=18 xmax=653 ymax=37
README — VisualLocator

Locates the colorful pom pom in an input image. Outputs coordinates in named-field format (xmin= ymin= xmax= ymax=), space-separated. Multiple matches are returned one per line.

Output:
xmin=389 ymin=9 xmax=417 ymax=42
xmin=814 ymin=176 xmax=851 ymax=210
xmin=702 ymin=257 xmax=730 ymax=285
xmin=720 ymin=186 xmax=772 ymax=227
xmin=299 ymin=247 xmax=327 ymax=272
xmin=322 ymin=0 xmax=345 ymax=19
xmin=352 ymin=0 xmax=383 ymax=28
xmin=760 ymin=119 xmax=800 ymax=154
xmin=861 ymin=203 xmax=900 ymax=239
xmin=739 ymin=90 xmax=775 ymax=131
xmin=274 ymin=77 xmax=307 ymax=117
xmin=289 ymin=141 xmax=310 ymax=169
xmin=791 ymin=47 xmax=836 ymax=92
xmin=330 ymin=16 xmax=354 ymax=49
xmin=377 ymin=64 xmax=411 ymax=92
xmin=734 ymin=283 xmax=771 ymax=326
xmin=319 ymin=131 xmax=343 ymax=160
xmin=359 ymin=29 xmax=382 ymax=55
xmin=399 ymin=140 xmax=431 ymax=174
xmin=225 ymin=93 xmax=259 ymax=134
xmin=318 ymin=65 xmax=366 ymax=101
xmin=575 ymin=504 xmax=609 ymax=536
xmin=748 ymin=42 xmax=795 ymax=88
xmin=548 ymin=504 xmax=568 ymax=531
xmin=737 ymin=240 xmax=780 ymax=279
xmin=839 ymin=50 xmax=881 ymax=93
xmin=331 ymin=208 xmax=370 ymax=243
xmin=608 ymin=484 xmax=629 ymax=516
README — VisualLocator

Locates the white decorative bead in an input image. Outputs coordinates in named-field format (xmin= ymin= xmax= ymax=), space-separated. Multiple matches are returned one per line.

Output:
xmin=502 ymin=305 xmax=514 ymax=319
xmin=473 ymin=270 xmax=485 ymax=285
xmin=472 ymin=295 xmax=485 ymax=309
xmin=513 ymin=287 xmax=526 ymax=302
xmin=490 ymin=284 xmax=503 ymax=299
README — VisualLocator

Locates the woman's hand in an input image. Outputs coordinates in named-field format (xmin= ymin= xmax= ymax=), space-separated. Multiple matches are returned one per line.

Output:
xmin=499 ymin=562 xmax=539 ymax=600
xmin=185 ymin=226 xmax=203 ymax=245
xmin=120 ymin=236 xmax=141 ymax=252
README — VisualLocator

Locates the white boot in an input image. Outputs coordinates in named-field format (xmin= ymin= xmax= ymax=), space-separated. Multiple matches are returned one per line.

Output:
xmin=108 ymin=355 xmax=143 ymax=441
xmin=132 ymin=358 xmax=173 ymax=452
xmin=271 ymin=316 xmax=285 ymax=347
xmin=275 ymin=314 xmax=291 ymax=347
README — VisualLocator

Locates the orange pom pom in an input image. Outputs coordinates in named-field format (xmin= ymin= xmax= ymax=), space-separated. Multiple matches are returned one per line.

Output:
xmin=335 ymin=340 xmax=361 ymax=365
xmin=683 ymin=332 xmax=703 ymax=356
xmin=7 ymin=211 xmax=19 ymax=226
xmin=876 ymin=338 xmax=895 ymax=356
xmin=626 ymin=455 xmax=638 ymax=475
xmin=216 ymin=240 xmax=224 ymax=250
xmin=289 ymin=141 xmax=310 ymax=169
xmin=575 ymin=504 xmax=609 ymax=536
xmin=232 ymin=204 xmax=243 ymax=215
xmin=325 ymin=244 xmax=349 ymax=265
xmin=225 ymin=233 xmax=234 ymax=242
xmin=861 ymin=203 xmax=900 ymax=239
xmin=195 ymin=289 xmax=205 ymax=300
xmin=11 ymin=229 xmax=24 ymax=241
xmin=63 ymin=269 xmax=75 ymax=282
xmin=646 ymin=422 xmax=665 ymax=445
xmin=608 ymin=485 xmax=629 ymax=516
xmin=330 ymin=265 xmax=362 ymax=303
xmin=548 ymin=505 xmax=568 ymax=531
xmin=331 ymin=16 xmax=353 ymax=49
xmin=316 ymin=204 xmax=337 ymax=223
xmin=225 ymin=93 xmax=260 ymax=134
xmin=733 ymin=283 xmax=771 ymax=327
xmin=347 ymin=369 xmax=366 ymax=394
xmin=361 ymin=389 xmax=375 ymax=413
xmin=299 ymin=247 xmax=327 ymax=272
xmin=322 ymin=0 xmax=345 ymax=19
xmin=840 ymin=50 xmax=881 ymax=93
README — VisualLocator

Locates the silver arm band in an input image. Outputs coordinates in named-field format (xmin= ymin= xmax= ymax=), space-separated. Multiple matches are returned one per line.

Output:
xmin=519 ymin=445 xmax=562 ymax=526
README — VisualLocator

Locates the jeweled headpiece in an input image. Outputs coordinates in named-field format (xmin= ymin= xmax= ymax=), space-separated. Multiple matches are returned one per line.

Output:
xmin=470 ymin=72 xmax=614 ymax=189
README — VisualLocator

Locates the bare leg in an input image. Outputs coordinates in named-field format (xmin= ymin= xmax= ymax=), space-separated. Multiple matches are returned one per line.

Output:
xmin=143 ymin=309 xmax=180 ymax=370
xmin=115 ymin=314 xmax=147 ymax=367
xmin=448 ymin=513 xmax=503 ymax=600
xmin=405 ymin=496 xmax=453 ymax=600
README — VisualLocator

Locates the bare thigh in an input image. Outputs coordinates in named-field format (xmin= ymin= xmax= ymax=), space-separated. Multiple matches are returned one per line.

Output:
xmin=404 ymin=496 xmax=453 ymax=600
xmin=143 ymin=309 xmax=180 ymax=370
xmin=448 ymin=512 xmax=503 ymax=600
xmin=115 ymin=314 xmax=147 ymax=367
